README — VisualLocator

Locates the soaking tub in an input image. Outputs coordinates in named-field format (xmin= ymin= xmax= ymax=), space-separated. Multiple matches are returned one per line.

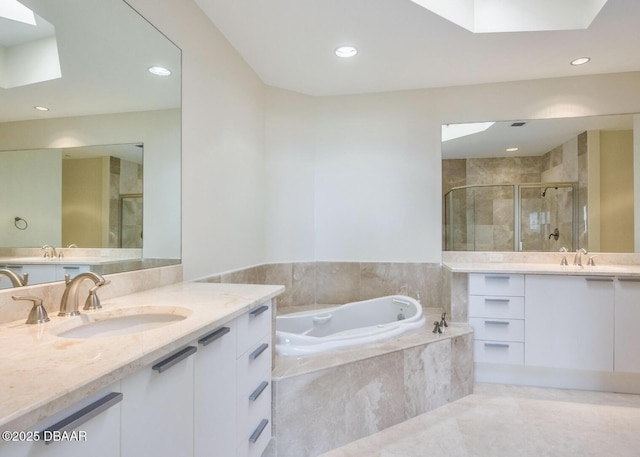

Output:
xmin=276 ymin=295 xmax=426 ymax=356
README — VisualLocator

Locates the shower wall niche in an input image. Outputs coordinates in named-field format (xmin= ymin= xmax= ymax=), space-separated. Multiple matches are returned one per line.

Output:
xmin=444 ymin=183 xmax=577 ymax=252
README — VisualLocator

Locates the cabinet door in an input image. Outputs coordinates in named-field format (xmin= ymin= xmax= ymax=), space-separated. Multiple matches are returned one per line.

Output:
xmin=525 ymin=275 xmax=614 ymax=371
xmin=121 ymin=345 xmax=196 ymax=457
xmin=0 ymin=385 xmax=122 ymax=457
xmin=194 ymin=322 xmax=237 ymax=457
xmin=615 ymin=278 xmax=640 ymax=373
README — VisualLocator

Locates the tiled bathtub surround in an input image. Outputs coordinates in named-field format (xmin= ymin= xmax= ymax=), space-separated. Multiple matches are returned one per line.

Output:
xmin=200 ymin=261 xmax=445 ymax=314
xmin=267 ymin=311 xmax=474 ymax=457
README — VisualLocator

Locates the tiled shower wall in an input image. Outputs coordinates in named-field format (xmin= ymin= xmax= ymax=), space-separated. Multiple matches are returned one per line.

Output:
xmin=200 ymin=261 xmax=445 ymax=313
xmin=442 ymin=132 xmax=588 ymax=251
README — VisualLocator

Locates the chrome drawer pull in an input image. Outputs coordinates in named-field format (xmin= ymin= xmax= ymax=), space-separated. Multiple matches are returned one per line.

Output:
xmin=249 ymin=381 xmax=269 ymax=401
xmin=249 ymin=419 xmax=269 ymax=444
xmin=42 ymin=392 xmax=122 ymax=445
xmin=249 ymin=343 xmax=269 ymax=360
xmin=198 ymin=326 xmax=230 ymax=346
xmin=585 ymin=277 xmax=614 ymax=282
xmin=618 ymin=277 xmax=640 ymax=282
xmin=63 ymin=266 xmax=81 ymax=270
xmin=484 ymin=343 xmax=510 ymax=349
xmin=485 ymin=274 xmax=510 ymax=280
xmin=484 ymin=298 xmax=510 ymax=303
xmin=249 ymin=305 xmax=269 ymax=317
xmin=484 ymin=320 xmax=510 ymax=326
xmin=152 ymin=346 xmax=197 ymax=373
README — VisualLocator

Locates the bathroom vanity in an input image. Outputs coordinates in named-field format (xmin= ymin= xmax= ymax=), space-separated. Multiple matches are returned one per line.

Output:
xmin=0 ymin=281 xmax=282 ymax=457
xmin=445 ymin=258 xmax=640 ymax=394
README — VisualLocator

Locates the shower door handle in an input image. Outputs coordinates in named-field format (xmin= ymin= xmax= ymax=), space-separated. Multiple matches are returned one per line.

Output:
xmin=548 ymin=228 xmax=559 ymax=240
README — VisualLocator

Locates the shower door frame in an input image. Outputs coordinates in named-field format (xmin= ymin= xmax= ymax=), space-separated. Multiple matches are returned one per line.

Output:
xmin=444 ymin=182 xmax=578 ymax=252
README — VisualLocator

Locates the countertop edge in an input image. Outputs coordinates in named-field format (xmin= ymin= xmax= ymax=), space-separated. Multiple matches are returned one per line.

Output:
xmin=0 ymin=282 xmax=284 ymax=431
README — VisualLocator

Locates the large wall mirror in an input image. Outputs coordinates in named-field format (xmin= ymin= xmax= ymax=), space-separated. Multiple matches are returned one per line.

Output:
xmin=0 ymin=0 xmax=181 ymax=284
xmin=442 ymin=113 xmax=639 ymax=253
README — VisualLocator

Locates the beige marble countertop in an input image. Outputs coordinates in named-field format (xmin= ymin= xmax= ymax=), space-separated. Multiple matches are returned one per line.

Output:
xmin=0 ymin=281 xmax=284 ymax=431
xmin=443 ymin=261 xmax=640 ymax=276
xmin=0 ymin=256 xmax=141 ymax=265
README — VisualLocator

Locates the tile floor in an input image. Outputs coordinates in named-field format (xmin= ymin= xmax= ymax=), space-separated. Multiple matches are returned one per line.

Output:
xmin=319 ymin=383 xmax=640 ymax=457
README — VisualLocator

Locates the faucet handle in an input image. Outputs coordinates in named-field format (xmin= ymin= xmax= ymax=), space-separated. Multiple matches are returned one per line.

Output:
xmin=12 ymin=295 xmax=50 ymax=324
xmin=83 ymin=280 xmax=110 ymax=311
xmin=587 ymin=255 xmax=599 ymax=266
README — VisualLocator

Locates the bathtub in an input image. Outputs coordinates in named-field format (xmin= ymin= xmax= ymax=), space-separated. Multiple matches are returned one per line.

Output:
xmin=276 ymin=295 xmax=426 ymax=356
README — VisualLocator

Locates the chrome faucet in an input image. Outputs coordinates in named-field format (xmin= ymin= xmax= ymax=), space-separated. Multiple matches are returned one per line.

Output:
xmin=42 ymin=244 xmax=58 ymax=259
xmin=0 ymin=268 xmax=28 ymax=287
xmin=573 ymin=248 xmax=588 ymax=267
xmin=58 ymin=272 xmax=107 ymax=317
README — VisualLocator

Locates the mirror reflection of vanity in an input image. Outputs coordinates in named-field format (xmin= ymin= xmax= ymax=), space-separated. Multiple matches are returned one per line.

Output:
xmin=442 ymin=113 xmax=639 ymax=254
xmin=0 ymin=0 xmax=181 ymax=288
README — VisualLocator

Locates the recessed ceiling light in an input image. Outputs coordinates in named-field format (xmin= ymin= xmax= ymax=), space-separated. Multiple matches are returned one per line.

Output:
xmin=335 ymin=46 xmax=358 ymax=58
xmin=148 ymin=66 xmax=172 ymax=76
xmin=34 ymin=106 xmax=49 ymax=111
xmin=506 ymin=147 xmax=519 ymax=152
xmin=570 ymin=57 xmax=591 ymax=66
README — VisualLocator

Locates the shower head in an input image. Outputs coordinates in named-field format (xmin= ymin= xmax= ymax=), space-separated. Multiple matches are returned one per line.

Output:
xmin=541 ymin=186 xmax=558 ymax=197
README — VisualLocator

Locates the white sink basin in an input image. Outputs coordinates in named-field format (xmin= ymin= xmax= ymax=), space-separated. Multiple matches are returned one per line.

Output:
xmin=53 ymin=306 xmax=191 ymax=339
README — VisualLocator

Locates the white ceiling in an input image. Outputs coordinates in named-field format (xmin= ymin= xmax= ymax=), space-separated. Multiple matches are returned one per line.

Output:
xmin=0 ymin=0 xmax=181 ymax=124
xmin=195 ymin=0 xmax=640 ymax=96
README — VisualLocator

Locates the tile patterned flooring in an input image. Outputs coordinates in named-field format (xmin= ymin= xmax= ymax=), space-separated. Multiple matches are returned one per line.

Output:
xmin=319 ymin=383 xmax=640 ymax=457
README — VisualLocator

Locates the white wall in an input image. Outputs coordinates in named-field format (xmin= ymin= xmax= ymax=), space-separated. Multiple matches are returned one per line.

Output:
xmin=128 ymin=1 xmax=640 ymax=275
xmin=0 ymin=109 xmax=180 ymax=259
xmin=0 ymin=149 xmax=61 ymax=247
xmin=265 ymin=73 xmax=640 ymax=263
xmin=128 ymin=0 xmax=267 ymax=281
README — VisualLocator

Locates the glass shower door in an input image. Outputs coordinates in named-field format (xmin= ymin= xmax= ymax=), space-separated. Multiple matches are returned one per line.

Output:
xmin=519 ymin=184 xmax=576 ymax=251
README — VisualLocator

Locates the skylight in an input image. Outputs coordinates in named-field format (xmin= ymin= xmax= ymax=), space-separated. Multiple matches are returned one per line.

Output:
xmin=442 ymin=122 xmax=495 ymax=142
xmin=410 ymin=0 xmax=608 ymax=33
xmin=0 ymin=0 xmax=35 ymax=26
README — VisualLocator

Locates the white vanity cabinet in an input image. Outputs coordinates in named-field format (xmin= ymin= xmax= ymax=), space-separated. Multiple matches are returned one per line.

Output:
xmin=0 ymin=264 xmax=55 ymax=288
xmin=121 ymin=300 xmax=273 ymax=457
xmin=1 ymin=385 xmax=122 ymax=457
xmin=194 ymin=322 xmax=237 ymax=457
xmin=55 ymin=264 xmax=91 ymax=281
xmin=468 ymin=273 xmax=525 ymax=365
xmin=0 ymin=263 xmax=90 ymax=289
xmin=614 ymin=277 xmax=640 ymax=373
xmin=120 ymin=345 xmax=196 ymax=457
xmin=525 ymin=275 xmax=614 ymax=372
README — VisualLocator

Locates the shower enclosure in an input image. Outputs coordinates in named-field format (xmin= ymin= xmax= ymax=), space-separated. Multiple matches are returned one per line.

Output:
xmin=444 ymin=183 xmax=578 ymax=252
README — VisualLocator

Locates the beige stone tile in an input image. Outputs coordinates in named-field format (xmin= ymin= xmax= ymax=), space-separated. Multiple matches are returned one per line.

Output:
xmin=291 ymin=262 xmax=316 ymax=306
xmin=315 ymin=262 xmax=360 ymax=304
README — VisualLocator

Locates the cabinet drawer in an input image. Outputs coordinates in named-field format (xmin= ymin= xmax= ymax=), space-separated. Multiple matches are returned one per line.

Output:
xmin=237 ymin=379 xmax=271 ymax=451
xmin=237 ymin=335 xmax=272 ymax=398
xmin=469 ymin=318 xmax=524 ymax=342
xmin=469 ymin=295 xmax=525 ymax=319
xmin=469 ymin=273 xmax=524 ymax=296
xmin=238 ymin=416 xmax=271 ymax=457
xmin=474 ymin=341 xmax=524 ymax=365
xmin=237 ymin=301 xmax=272 ymax=356
xmin=237 ymin=335 xmax=272 ymax=457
